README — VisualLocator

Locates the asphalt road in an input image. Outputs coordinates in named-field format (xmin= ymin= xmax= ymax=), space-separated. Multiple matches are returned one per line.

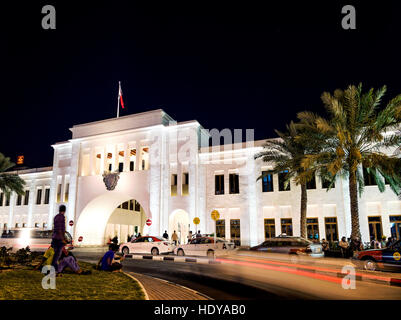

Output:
xmin=74 ymin=251 xmax=401 ymax=300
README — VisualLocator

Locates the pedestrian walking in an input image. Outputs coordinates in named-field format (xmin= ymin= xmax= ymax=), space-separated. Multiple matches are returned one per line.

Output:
xmin=171 ymin=230 xmax=178 ymax=245
xmin=51 ymin=205 xmax=67 ymax=273
xmin=163 ymin=230 xmax=169 ymax=239
xmin=339 ymin=236 xmax=349 ymax=258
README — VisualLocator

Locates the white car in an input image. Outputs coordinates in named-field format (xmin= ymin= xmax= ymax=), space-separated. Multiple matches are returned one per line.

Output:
xmin=119 ymin=236 xmax=175 ymax=256
xmin=174 ymin=236 xmax=235 ymax=258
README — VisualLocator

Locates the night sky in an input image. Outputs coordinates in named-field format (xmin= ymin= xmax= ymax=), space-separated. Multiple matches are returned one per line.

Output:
xmin=1 ymin=1 xmax=401 ymax=168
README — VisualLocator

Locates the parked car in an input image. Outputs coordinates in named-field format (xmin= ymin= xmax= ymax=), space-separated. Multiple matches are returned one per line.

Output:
xmin=250 ymin=235 xmax=324 ymax=257
xmin=0 ymin=228 xmax=73 ymax=251
xmin=119 ymin=236 xmax=175 ymax=256
xmin=352 ymin=240 xmax=401 ymax=271
xmin=174 ymin=236 xmax=235 ymax=258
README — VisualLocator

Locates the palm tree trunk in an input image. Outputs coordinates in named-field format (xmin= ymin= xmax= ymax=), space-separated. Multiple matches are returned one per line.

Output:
xmin=300 ymin=182 xmax=307 ymax=239
xmin=349 ymin=170 xmax=361 ymax=240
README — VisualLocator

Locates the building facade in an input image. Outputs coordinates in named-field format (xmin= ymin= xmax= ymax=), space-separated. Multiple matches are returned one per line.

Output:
xmin=1 ymin=109 xmax=401 ymax=246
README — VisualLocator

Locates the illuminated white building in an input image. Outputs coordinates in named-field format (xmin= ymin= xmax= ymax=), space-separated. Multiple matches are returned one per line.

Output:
xmin=1 ymin=109 xmax=401 ymax=246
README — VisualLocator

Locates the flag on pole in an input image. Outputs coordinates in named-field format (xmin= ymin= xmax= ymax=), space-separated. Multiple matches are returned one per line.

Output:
xmin=119 ymin=81 xmax=125 ymax=109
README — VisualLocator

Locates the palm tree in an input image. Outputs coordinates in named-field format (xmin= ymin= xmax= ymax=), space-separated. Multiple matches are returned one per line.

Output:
xmin=255 ymin=122 xmax=316 ymax=239
xmin=0 ymin=153 xmax=25 ymax=197
xmin=297 ymin=84 xmax=401 ymax=240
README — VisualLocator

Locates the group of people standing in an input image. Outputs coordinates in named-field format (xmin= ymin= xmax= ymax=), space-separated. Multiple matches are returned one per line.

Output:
xmin=162 ymin=229 xmax=202 ymax=245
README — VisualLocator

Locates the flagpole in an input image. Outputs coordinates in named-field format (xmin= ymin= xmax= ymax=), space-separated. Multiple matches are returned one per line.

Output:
xmin=117 ymin=81 xmax=120 ymax=118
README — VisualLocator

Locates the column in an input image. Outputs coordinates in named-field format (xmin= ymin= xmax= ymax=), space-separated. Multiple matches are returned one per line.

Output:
xmin=136 ymin=144 xmax=142 ymax=171
xmin=123 ymin=143 xmax=130 ymax=172
xmin=113 ymin=144 xmax=119 ymax=172
xmin=27 ymin=182 xmax=36 ymax=227
xmin=102 ymin=146 xmax=108 ymax=173
xmin=7 ymin=193 xmax=16 ymax=228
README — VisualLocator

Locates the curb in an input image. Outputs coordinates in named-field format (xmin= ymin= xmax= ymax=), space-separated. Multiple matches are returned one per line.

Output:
xmin=123 ymin=272 xmax=150 ymax=300
xmin=305 ymin=268 xmax=401 ymax=287
xmin=124 ymin=254 xmax=221 ymax=264
xmin=137 ymin=273 xmax=213 ymax=300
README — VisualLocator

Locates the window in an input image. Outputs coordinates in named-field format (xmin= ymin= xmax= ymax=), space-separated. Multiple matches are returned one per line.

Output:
xmin=64 ymin=183 xmax=69 ymax=202
xmin=262 ymin=171 xmax=274 ymax=192
xmin=43 ymin=223 xmax=48 ymax=229
xmin=130 ymin=161 xmax=135 ymax=171
xmin=215 ymin=175 xmax=224 ymax=195
xmin=182 ymin=173 xmax=189 ymax=196
xmin=306 ymin=175 xmax=316 ymax=190
xmin=118 ymin=162 xmax=124 ymax=173
xmin=322 ymin=176 xmax=335 ymax=189
xmin=363 ymin=167 xmax=377 ymax=186
xmin=368 ymin=216 xmax=383 ymax=241
xmin=390 ymin=215 xmax=401 ymax=240
xmin=5 ymin=194 xmax=10 ymax=206
xmin=142 ymin=160 xmax=145 ymax=170
xmin=229 ymin=173 xmax=239 ymax=194
xmin=281 ymin=218 xmax=293 ymax=236
xmin=108 ymin=163 xmax=113 ymax=172
xmin=22 ymin=223 xmax=27 ymax=228
xmin=230 ymin=219 xmax=241 ymax=246
xmin=0 ymin=192 xmax=3 ymax=206
xmin=264 ymin=219 xmax=275 ymax=239
xmin=56 ymin=184 xmax=62 ymax=203
xmin=3 ymin=223 xmax=7 ymax=229
xmin=325 ymin=217 xmax=338 ymax=242
xmin=216 ymin=219 xmax=225 ymax=238
xmin=15 ymin=223 xmax=20 ymax=228
xmin=34 ymin=223 xmax=39 ymax=228
xmin=44 ymin=188 xmax=50 ymax=204
xmin=36 ymin=189 xmax=42 ymax=205
xmin=278 ymin=171 xmax=290 ymax=191
xmin=16 ymin=194 xmax=22 ymax=206
xmin=129 ymin=200 xmax=134 ymax=211
xmin=24 ymin=190 xmax=29 ymax=205
xmin=134 ymin=200 xmax=141 ymax=212
xmin=306 ymin=218 xmax=319 ymax=241
xmin=171 ymin=174 xmax=177 ymax=196
xmin=122 ymin=201 xmax=129 ymax=210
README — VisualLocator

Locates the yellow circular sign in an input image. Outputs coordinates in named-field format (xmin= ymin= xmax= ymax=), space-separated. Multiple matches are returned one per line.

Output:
xmin=394 ymin=252 xmax=401 ymax=261
xmin=193 ymin=217 xmax=200 ymax=225
xmin=211 ymin=210 xmax=220 ymax=221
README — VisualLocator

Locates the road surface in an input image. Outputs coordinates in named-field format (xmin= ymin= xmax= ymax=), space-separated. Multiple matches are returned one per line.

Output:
xmin=74 ymin=250 xmax=401 ymax=300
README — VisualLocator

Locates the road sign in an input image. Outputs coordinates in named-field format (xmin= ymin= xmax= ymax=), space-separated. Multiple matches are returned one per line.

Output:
xmin=211 ymin=210 xmax=220 ymax=221
xmin=69 ymin=220 xmax=74 ymax=227
xmin=193 ymin=217 xmax=200 ymax=225
xmin=78 ymin=236 xmax=83 ymax=242
xmin=146 ymin=219 xmax=152 ymax=226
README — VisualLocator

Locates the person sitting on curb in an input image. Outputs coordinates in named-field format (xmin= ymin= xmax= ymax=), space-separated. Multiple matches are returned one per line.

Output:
xmin=98 ymin=244 xmax=124 ymax=272
xmin=35 ymin=245 xmax=90 ymax=275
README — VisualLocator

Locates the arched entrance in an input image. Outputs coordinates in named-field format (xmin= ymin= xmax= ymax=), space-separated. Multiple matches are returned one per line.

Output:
xmin=104 ymin=199 xmax=147 ymax=244
xmin=169 ymin=209 xmax=189 ymax=245
xmin=75 ymin=191 xmax=152 ymax=246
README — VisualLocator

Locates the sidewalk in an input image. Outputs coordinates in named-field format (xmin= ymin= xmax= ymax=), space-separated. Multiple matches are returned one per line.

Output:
xmin=126 ymin=272 xmax=211 ymax=300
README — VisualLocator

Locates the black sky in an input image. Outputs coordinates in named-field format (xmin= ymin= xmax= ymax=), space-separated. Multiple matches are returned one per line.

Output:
xmin=1 ymin=1 xmax=401 ymax=168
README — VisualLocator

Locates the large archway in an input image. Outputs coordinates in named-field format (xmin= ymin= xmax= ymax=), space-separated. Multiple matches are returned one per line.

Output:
xmin=75 ymin=191 xmax=152 ymax=246
xmin=169 ymin=209 xmax=189 ymax=245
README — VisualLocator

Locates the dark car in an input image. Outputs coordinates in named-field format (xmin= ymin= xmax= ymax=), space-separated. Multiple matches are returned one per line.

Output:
xmin=353 ymin=240 xmax=401 ymax=271
xmin=250 ymin=235 xmax=324 ymax=257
